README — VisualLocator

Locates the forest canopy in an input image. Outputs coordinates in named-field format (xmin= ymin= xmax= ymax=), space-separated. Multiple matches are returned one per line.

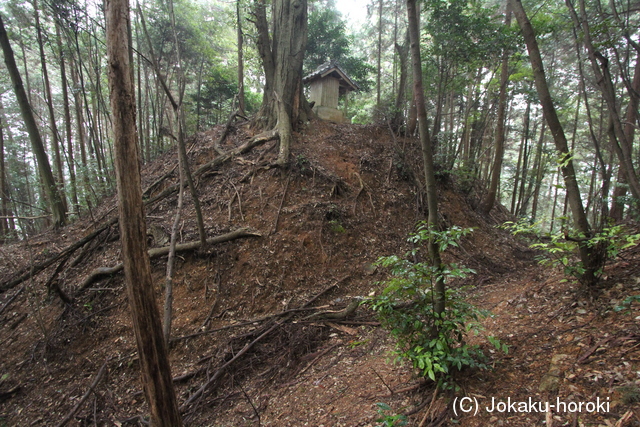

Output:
xmin=0 ymin=0 xmax=638 ymax=238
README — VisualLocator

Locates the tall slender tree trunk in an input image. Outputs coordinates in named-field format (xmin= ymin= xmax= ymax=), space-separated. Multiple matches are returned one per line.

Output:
xmin=0 ymin=13 xmax=67 ymax=229
xmin=511 ymin=98 xmax=531 ymax=214
xmin=56 ymin=23 xmax=79 ymax=214
xmin=610 ymin=54 xmax=640 ymax=220
xmin=105 ymin=0 xmax=183 ymax=424
xmin=565 ymin=0 xmax=640 ymax=203
xmin=237 ymin=0 xmax=245 ymax=113
xmin=511 ymin=0 xmax=600 ymax=286
xmin=530 ymin=121 xmax=546 ymax=220
xmin=0 ymin=103 xmax=8 ymax=242
xmin=376 ymin=0 xmax=383 ymax=114
xmin=480 ymin=1 xmax=512 ymax=214
xmin=70 ymin=59 xmax=94 ymax=214
xmin=34 ymin=0 xmax=67 ymax=215
xmin=138 ymin=0 xmax=207 ymax=247
xmin=407 ymin=0 xmax=445 ymax=315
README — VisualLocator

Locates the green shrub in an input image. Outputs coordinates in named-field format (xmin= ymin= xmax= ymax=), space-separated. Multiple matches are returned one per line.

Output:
xmin=368 ymin=224 xmax=506 ymax=388
xmin=502 ymin=219 xmax=640 ymax=285
xmin=375 ymin=402 xmax=407 ymax=427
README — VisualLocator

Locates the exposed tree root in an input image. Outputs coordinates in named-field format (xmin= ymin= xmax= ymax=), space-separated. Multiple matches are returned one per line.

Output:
xmin=1 ymin=132 xmax=278 ymax=294
xmin=78 ymin=228 xmax=261 ymax=291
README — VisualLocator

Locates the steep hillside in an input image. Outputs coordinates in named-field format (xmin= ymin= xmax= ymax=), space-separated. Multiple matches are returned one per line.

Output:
xmin=0 ymin=121 xmax=637 ymax=426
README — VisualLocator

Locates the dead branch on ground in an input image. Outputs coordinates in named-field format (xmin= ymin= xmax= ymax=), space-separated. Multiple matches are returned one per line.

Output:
xmin=78 ymin=228 xmax=261 ymax=291
xmin=179 ymin=281 xmax=341 ymax=412
xmin=2 ymin=130 xmax=277 ymax=294
xmin=55 ymin=359 xmax=108 ymax=427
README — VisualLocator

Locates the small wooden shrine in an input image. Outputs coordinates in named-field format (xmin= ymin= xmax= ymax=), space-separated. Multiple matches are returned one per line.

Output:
xmin=303 ymin=62 xmax=359 ymax=123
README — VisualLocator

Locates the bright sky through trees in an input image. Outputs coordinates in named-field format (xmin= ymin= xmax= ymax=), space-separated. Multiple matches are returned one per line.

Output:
xmin=335 ymin=0 xmax=369 ymax=28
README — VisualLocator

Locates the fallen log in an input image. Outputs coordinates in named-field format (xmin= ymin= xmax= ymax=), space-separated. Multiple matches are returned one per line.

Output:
xmin=78 ymin=228 xmax=261 ymax=291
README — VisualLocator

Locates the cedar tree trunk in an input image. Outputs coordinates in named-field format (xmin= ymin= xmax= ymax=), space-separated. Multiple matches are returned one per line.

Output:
xmin=104 ymin=0 xmax=183 ymax=425
xmin=0 ymin=13 xmax=67 ymax=229
xmin=407 ymin=0 xmax=445 ymax=315
xmin=511 ymin=0 xmax=601 ymax=286
xmin=253 ymin=0 xmax=308 ymax=165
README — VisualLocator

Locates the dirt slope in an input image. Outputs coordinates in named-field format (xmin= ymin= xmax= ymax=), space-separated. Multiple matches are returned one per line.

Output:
xmin=0 ymin=121 xmax=638 ymax=426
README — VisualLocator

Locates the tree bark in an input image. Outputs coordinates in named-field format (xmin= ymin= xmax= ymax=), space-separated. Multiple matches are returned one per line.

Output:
xmin=0 ymin=13 xmax=67 ymax=229
xmin=56 ymin=23 xmax=79 ymax=214
xmin=407 ymin=0 xmax=445 ymax=315
xmin=511 ymin=0 xmax=600 ymax=286
xmin=34 ymin=0 xmax=67 ymax=215
xmin=104 ymin=0 xmax=183 ymax=424
xmin=0 ymin=102 xmax=8 ymax=242
xmin=610 ymin=54 xmax=640 ymax=220
xmin=480 ymin=1 xmax=512 ymax=214
xmin=253 ymin=0 xmax=308 ymax=165
xmin=565 ymin=0 xmax=640 ymax=203
xmin=237 ymin=0 xmax=245 ymax=113
xmin=376 ymin=0 xmax=384 ymax=114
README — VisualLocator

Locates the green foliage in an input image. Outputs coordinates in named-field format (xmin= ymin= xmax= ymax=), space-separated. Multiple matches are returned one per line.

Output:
xmin=305 ymin=5 xmax=373 ymax=90
xmin=614 ymin=295 xmax=640 ymax=313
xmin=329 ymin=219 xmax=345 ymax=234
xmin=368 ymin=224 xmax=505 ymax=388
xmin=502 ymin=219 xmax=640 ymax=285
xmin=375 ymin=402 xmax=407 ymax=427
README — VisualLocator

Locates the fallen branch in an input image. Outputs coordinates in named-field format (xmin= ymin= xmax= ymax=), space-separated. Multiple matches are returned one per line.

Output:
xmin=578 ymin=337 xmax=614 ymax=364
xmin=213 ymin=109 xmax=241 ymax=155
xmin=179 ymin=281 xmax=340 ymax=411
xmin=2 ymin=131 xmax=276 ymax=295
xmin=297 ymin=343 xmax=340 ymax=377
xmin=78 ymin=228 xmax=261 ymax=291
xmin=304 ymin=298 xmax=361 ymax=320
xmin=180 ymin=316 xmax=283 ymax=411
xmin=0 ymin=285 xmax=24 ymax=316
xmin=1 ymin=224 xmax=112 ymax=293
xmin=55 ymin=359 xmax=108 ymax=427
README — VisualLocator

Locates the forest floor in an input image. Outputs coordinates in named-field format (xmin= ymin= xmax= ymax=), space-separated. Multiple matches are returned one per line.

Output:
xmin=0 ymin=120 xmax=639 ymax=427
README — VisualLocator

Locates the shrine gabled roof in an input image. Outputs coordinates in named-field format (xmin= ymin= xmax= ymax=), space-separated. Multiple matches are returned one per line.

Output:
xmin=302 ymin=61 xmax=360 ymax=92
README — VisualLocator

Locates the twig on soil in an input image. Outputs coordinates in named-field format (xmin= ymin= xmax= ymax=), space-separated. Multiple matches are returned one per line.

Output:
xmin=1 ymin=225 xmax=110 ymax=293
xmin=55 ymin=359 xmax=109 ymax=427
xmin=179 ymin=281 xmax=341 ymax=411
xmin=0 ymin=285 xmax=24 ymax=316
xmin=180 ymin=316 xmax=284 ymax=411
xmin=297 ymin=343 xmax=339 ymax=377
xmin=202 ymin=274 xmax=221 ymax=329
xmin=77 ymin=304 xmax=118 ymax=324
xmin=418 ymin=385 xmax=439 ymax=427
xmin=577 ymin=336 xmax=614 ymax=364
xmin=239 ymin=383 xmax=261 ymax=426
xmin=230 ymin=181 xmax=244 ymax=221
xmin=373 ymin=368 xmax=394 ymax=395
xmin=272 ymin=178 xmax=290 ymax=234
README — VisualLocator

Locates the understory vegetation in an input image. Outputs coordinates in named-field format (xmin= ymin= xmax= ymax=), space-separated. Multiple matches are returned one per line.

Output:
xmin=369 ymin=223 xmax=508 ymax=388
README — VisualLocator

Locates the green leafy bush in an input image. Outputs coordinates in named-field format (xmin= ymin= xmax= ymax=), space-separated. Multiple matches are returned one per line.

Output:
xmin=368 ymin=224 xmax=506 ymax=388
xmin=502 ymin=219 xmax=640 ymax=285
xmin=375 ymin=402 xmax=407 ymax=427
